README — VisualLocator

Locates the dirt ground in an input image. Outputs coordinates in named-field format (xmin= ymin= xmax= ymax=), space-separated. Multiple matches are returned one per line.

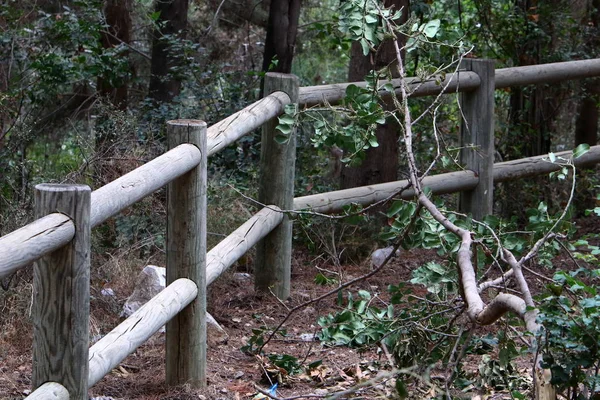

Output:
xmin=1 ymin=214 xmax=597 ymax=400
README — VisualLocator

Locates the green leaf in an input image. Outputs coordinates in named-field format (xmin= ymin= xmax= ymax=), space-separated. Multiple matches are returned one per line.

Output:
xmin=346 ymin=84 xmax=360 ymax=97
xmin=422 ymin=19 xmax=440 ymax=38
xmin=368 ymin=135 xmax=379 ymax=147
xmin=276 ymin=124 xmax=291 ymax=135
xmin=548 ymin=152 xmax=556 ymax=163
xmin=279 ymin=114 xmax=295 ymax=125
xmin=573 ymin=143 xmax=590 ymax=159
xmin=386 ymin=200 xmax=404 ymax=217
xmin=511 ymin=391 xmax=526 ymax=400
xmin=359 ymin=38 xmax=370 ymax=56
xmin=274 ymin=134 xmax=288 ymax=144
xmin=150 ymin=11 xmax=161 ymax=21
xmin=395 ymin=379 xmax=408 ymax=399
xmin=364 ymin=14 xmax=378 ymax=24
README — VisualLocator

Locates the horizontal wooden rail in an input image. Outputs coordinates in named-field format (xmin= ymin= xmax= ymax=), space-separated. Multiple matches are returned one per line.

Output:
xmin=294 ymin=170 xmax=478 ymax=213
xmin=207 ymin=92 xmax=291 ymax=156
xmin=0 ymin=213 xmax=73 ymax=278
xmin=88 ymin=278 xmax=197 ymax=387
xmin=0 ymin=94 xmax=291 ymax=279
xmin=86 ymin=207 xmax=281 ymax=388
xmin=299 ymin=58 xmax=600 ymax=106
xmin=2 ymin=59 xmax=600 ymax=279
xmin=206 ymin=206 xmax=283 ymax=286
xmin=494 ymin=145 xmax=600 ymax=181
xmin=294 ymin=145 xmax=600 ymax=213
xmin=495 ymin=58 xmax=600 ymax=89
xmin=25 ymin=382 xmax=69 ymax=400
xmin=299 ymin=71 xmax=481 ymax=106
xmin=91 ymin=144 xmax=201 ymax=228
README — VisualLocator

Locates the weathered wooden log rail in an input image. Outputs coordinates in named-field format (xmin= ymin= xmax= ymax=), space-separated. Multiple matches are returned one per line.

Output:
xmin=0 ymin=58 xmax=595 ymax=399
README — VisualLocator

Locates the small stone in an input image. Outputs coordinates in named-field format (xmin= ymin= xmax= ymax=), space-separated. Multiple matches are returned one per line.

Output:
xmin=121 ymin=265 xmax=166 ymax=318
xmin=101 ymin=288 xmax=115 ymax=297
xmin=232 ymin=272 xmax=251 ymax=282
xmin=207 ymin=313 xmax=229 ymax=347
xmin=299 ymin=333 xmax=316 ymax=342
xmin=370 ymin=247 xmax=401 ymax=269
xmin=234 ymin=370 xmax=244 ymax=379
xmin=302 ymin=306 xmax=316 ymax=315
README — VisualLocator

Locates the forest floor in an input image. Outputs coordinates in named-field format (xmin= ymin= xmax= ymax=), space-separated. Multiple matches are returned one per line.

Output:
xmin=1 ymin=214 xmax=598 ymax=400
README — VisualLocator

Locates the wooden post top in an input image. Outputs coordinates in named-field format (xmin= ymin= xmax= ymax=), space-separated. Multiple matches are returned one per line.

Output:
xmin=35 ymin=183 xmax=91 ymax=192
xmin=167 ymin=119 xmax=207 ymax=128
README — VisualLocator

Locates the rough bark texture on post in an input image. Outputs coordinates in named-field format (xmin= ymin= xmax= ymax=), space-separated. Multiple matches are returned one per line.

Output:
xmin=255 ymin=73 xmax=299 ymax=299
xmin=32 ymin=184 xmax=91 ymax=400
xmin=459 ymin=59 xmax=495 ymax=220
xmin=166 ymin=120 xmax=207 ymax=388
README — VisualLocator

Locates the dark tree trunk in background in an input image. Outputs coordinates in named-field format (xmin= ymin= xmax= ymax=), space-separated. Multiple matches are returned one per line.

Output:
xmin=341 ymin=0 xmax=409 ymax=189
xmin=209 ymin=0 xmax=270 ymax=29
xmin=261 ymin=0 xmax=301 ymax=74
xmin=149 ymin=0 xmax=189 ymax=103
xmin=507 ymin=0 xmax=564 ymax=157
xmin=574 ymin=0 xmax=600 ymax=147
xmin=98 ymin=0 xmax=131 ymax=110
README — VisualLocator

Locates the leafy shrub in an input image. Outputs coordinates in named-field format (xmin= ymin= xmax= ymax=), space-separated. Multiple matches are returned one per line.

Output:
xmin=538 ymin=269 xmax=600 ymax=398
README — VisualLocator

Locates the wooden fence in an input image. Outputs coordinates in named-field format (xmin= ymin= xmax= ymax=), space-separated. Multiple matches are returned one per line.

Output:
xmin=1 ymin=58 xmax=600 ymax=399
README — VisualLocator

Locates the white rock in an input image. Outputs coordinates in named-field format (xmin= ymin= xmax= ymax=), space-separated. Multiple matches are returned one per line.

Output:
xmin=121 ymin=265 xmax=166 ymax=318
xmin=121 ymin=265 xmax=228 ymax=343
xmin=232 ymin=272 xmax=251 ymax=282
xmin=370 ymin=246 xmax=401 ymax=269
xmin=299 ymin=333 xmax=317 ymax=342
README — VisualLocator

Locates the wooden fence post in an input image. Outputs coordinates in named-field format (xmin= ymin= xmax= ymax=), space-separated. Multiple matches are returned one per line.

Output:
xmin=255 ymin=73 xmax=299 ymax=300
xmin=459 ymin=59 xmax=495 ymax=220
xmin=32 ymin=184 xmax=91 ymax=400
xmin=166 ymin=120 xmax=207 ymax=388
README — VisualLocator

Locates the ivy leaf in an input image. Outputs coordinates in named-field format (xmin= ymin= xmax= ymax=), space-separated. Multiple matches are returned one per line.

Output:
xmin=395 ymin=379 xmax=408 ymax=399
xmin=274 ymin=134 xmax=289 ymax=144
xmin=365 ymin=14 xmax=378 ymax=24
xmin=573 ymin=143 xmax=590 ymax=159
xmin=422 ymin=19 xmax=440 ymax=38
xmin=359 ymin=38 xmax=370 ymax=56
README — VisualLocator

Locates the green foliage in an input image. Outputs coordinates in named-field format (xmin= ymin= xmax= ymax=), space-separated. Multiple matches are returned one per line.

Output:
xmin=538 ymin=268 xmax=600 ymax=398
xmin=410 ymin=261 xmax=457 ymax=296
xmin=275 ymin=104 xmax=298 ymax=144
xmin=314 ymin=273 xmax=338 ymax=286
xmin=308 ymin=74 xmax=387 ymax=165
xmin=337 ymin=0 xmax=405 ymax=55
xmin=241 ymin=325 xmax=270 ymax=355
xmin=267 ymin=353 xmax=303 ymax=375
xmin=318 ymin=290 xmax=394 ymax=347
xmin=318 ymin=285 xmax=458 ymax=369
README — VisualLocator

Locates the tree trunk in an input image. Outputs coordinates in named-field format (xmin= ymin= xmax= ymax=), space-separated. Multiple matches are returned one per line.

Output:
xmin=98 ymin=0 xmax=131 ymax=110
xmin=574 ymin=0 xmax=600 ymax=147
xmin=261 ymin=0 xmax=301 ymax=74
xmin=507 ymin=0 xmax=566 ymax=158
xmin=209 ymin=0 xmax=269 ymax=29
xmin=341 ymin=0 xmax=409 ymax=189
xmin=149 ymin=0 xmax=189 ymax=103
xmin=575 ymin=81 xmax=600 ymax=146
